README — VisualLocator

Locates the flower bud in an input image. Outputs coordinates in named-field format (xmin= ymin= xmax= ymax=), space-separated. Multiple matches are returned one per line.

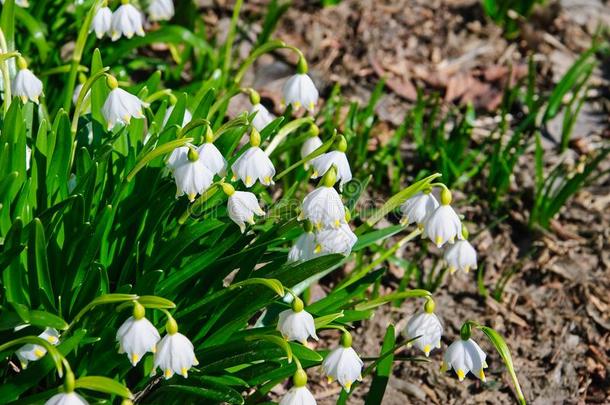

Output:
xmin=16 ymin=56 xmax=27 ymax=70
xmin=187 ymin=147 xmax=199 ymax=162
xmin=166 ymin=316 xmax=178 ymax=335
xmin=460 ymin=322 xmax=472 ymax=340
xmin=250 ymin=128 xmax=261 ymax=147
xmin=221 ymin=182 xmax=235 ymax=196
xmin=292 ymin=297 xmax=304 ymax=313
xmin=341 ymin=331 xmax=352 ymax=348
xmin=321 ymin=166 xmax=337 ymax=188
xmin=297 ymin=57 xmax=308 ymax=74
xmin=204 ymin=125 xmax=214 ymax=143
xmin=133 ymin=301 xmax=145 ymax=320
xmin=440 ymin=188 xmax=452 ymax=205
xmin=248 ymin=89 xmax=260 ymax=106
xmin=293 ymin=368 xmax=308 ymax=387
xmin=63 ymin=369 xmax=75 ymax=393
xmin=424 ymin=298 xmax=435 ymax=314
xmin=106 ymin=75 xmax=119 ymax=90
xmin=336 ymin=135 xmax=348 ymax=153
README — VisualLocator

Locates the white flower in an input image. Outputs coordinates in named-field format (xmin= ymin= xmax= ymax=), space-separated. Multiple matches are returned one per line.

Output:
xmin=310 ymin=151 xmax=352 ymax=190
xmin=197 ymin=143 xmax=227 ymax=176
xmin=148 ymin=0 xmax=174 ymax=21
xmin=314 ymin=223 xmax=357 ymax=256
xmin=102 ymin=88 xmax=146 ymax=130
xmin=424 ymin=205 xmax=462 ymax=248
xmin=251 ymin=103 xmax=275 ymax=132
xmin=1 ymin=0 xmax=28 ymax=7
xmin=153 ymin=319 xmax=198 ymax=379
xmin=110 ymin=3 xmax=145 ymax=41
xmin=442 ymin=338 xmax=488 ymax=382
xmin=116 ymin=315 xmax=160 ymax=366
xmin=277 ymin=308 xmax=318 ymax=344
xmin=90 ymin=6 xmax=112 ymax=39
xmin=45 ymin=392 xmax=89 ymax=405
xmin=405 ymin=312 xmax=443 ymax=357
xmin=13 ymin=68 xmax=43 ymax=104
xmin=400 ymin=192 xmax=439 ymax=227
xmin=16 ymin=328 xmax=59 ymax=369
xmin=301 ymin=136 xmax=323 ymax=169
xmin=322 ymin=346 xmax=363 ymax=391
xmin=167 ymin=146 xmax=214 ymax=201
xmin=288 ymin=231 xmax=318 ymax=263
xmin=231 ymin=146 xmax=275 ymax=187
xmin=282 ymin=73 xmax=318 ymax=112
xmin=444 ymin=239 xmax=477 ymax=273
xmin=299 ymin=186 xmax=345 ymax=229
xmin=227 ymin=190 xmax=265 ymax=233
xmin=163 ymin=106 xmax=192 ymax=127
xmin=280 ymin=386 xmax=317 ymax=405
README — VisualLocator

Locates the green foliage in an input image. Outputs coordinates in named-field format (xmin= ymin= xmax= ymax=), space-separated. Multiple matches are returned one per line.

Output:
xmin=481 ymin=0 xmax=545 ymax=38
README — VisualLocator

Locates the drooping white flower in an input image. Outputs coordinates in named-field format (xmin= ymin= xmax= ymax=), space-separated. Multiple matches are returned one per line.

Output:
xmin=116 ymin=304 xmax=161 ymax=366
xmin=102 ymin=82 xmax=146 ymax=130
xmin=400 ymin=192 xmax=439 ymax=227
xmin=198 ymin=142 xmax=227 ymax=176
xmin=167 ymin=146 xmax=214 ymax=202
xmin=299 ymin=186 xmax=345 ymax=229
xmin=251 ymin=103 xmax=275 ymax=132
xmin=314 ymin=223 xmax=357 ymax=256
xmin=424 ymin=205 xmax=462 ymax=248
xmin=44 ymin=392 xmax=89 ymax=405
xmin=90 ymin=6 xmax=112 ymax=39
xmin=147 ymin=0 xmax=174 ymax=21
xmin=311 ymin=151 xmax=352 ymax=190
xmin=16 ymin=328 xmax=59 ymax=369
xmin=442 ymin=338 xmax=488 ymax=382
xmin=301 ymin=136 xmax=323 ymax=169
xmin=153 ymin=317 xmax=198 ymax=379
xmin=1 ymin=0 xmax=28 ymax=7
xmin=163 ymin=105 xmax=192 ymax=127
xmin=231 ymin=146 xmax=275 ymax=187
xmin=282 ymin=73 xmax=318 ymax=113
xmin=322 ymin=333 xmax=363 ymax=391
xmin=405 ymin=302 xmax=443 ymax=357
xmin=110 ymin=3 xmax=145 ymax=41
xmin=277 ymin=299 xmax=318 ymax=344
xmin=13 ymin=59 xmax=43 ymax=104
xmin=288 ymin=231 xmax=318 ymax=263
xmin=444 ymin=239 xmax=477 ymax=273
xmin=226 ymin=188 xmax=265 ymax=233
xmin=280 ymin=386 xmax=317 ymax=405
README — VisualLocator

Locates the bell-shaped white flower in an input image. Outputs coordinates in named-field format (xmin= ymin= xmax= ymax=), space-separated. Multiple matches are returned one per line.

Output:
xmin=322 ymin=332 xmax=363 ymax=391
xmin=1 ymin=0 xmax=29 ymax=6
xmin=400 ymin=192 xmax=439 ymax=227
xmin=102 ymin=77 xmax=146 ymax=130
xmin=116 ymin=303 xmax=160 ymax=366
xmin=153 ymin=317 xmax=198 ymax=379
xmin=198 ymin=143 xmax=227 ymax=177
xmin=280 ymin=386 xmax=316 ymax=405
xmin=148 ymin=0 xmax=174 ymax=21
xmin=251 ymin=103 xmax=275 ymax=132
xmin=301 ymin=135 xmax=323 ymax=170
xmin=45 ymin=392 xmax=89 ymax=405
xmin=300 ymin=186 xmax=345 ymax=229
xmin=90 ymin=6 xmax=112 ymax=39
xmin=277 ymin=298 xmax=317 ymax=344
xmin=13 ymin=58 xmax=43 ymax=104
xmin=282 ymin=73 xmax=318 ymax=113
xmin=280 ymin=369 xmax=317 ymax=405
xmin=405 ymin=300 xmax=442 ymax=357
xmin=424 ymin=189 xmax=462 ymax=248
xmin=231 ymin=147 xmax=275 ymax=187
xmin=444 ymin=239 xmax=477 ymax=273
xmin=288 ymin=230 xmax=318 ymax=263
xmin=442 ymin=337 xmax=488 ymax=382
xmin=110 ymin=3 xmax=145 ymax=41
xmin=163 ymin=105 xmax=192 ymax=127
xmin=314 ymin=223 xmax=357 ymax=256
xmin=311 ymin=151 xmax=352 ymax=190
xmin=167 ymin=146 xmax=214 ymax=202
xmin=16 ymin=327 xmax=59 ymax=369
xmin=224 ymin=185 xmax=265 ymax=233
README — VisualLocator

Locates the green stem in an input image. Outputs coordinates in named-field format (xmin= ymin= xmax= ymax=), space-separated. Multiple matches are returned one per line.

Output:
xmin=144 ymin=89 xmax=172 ymax=104
xmin=221 ymin=0 xmax=244 ymax=86
xmin=264 ymin=117 xmax=313 ymax=155
xmin=0 ymin=336 xmax=67 ymax=377
xmin=67 ymin=294 xmax=138 ymax=332
xmin=70 ymin=68 xmax=109 ymax=134
xmin=63 ymin=0 xmax=104 ymax=112
xmin=234 ymin=41 xmax=305 ymax=86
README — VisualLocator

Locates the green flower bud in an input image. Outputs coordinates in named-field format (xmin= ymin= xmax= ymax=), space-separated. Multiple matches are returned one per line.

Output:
xmin=307 ymin=123 xmax=320 ymax=138
xmin=293 ymin=368 xmax=308 ymax=387
xmin=106 ymin=75 xmax=119 ymax=90
xmin=204 ymin=125 xmax=214 ymax=143
xmin=250 ymin=128 xmax=261 ymax=147
xmin=168 ymin=93 xmax=178 ymax=106
xmin=187 ymin=147 xmax=199 ymax=162
xmin=64 ymin=370 xmax=75 ymax=393
xmin=341 ymin=331 xmax=353 ymax=348
xmin=461 ymin=224 xmax=470 ymax=240
xmin=78 ymin=72 xmax=87 ymax=85
xmin=297 ymin=56 xmax=308 ymax=74
xmin=292 ymin=297 xmax=304 ymax=313
xmin=166 ymin=316 xmax=178 ymax=335
xmin=121 ymin=400 xmax=134 ymax=405
xmin=248 ymin=89 xmax=261 ymax=106
xmin=336 ymin=135 xmax=348 ymax=153
xmin=133 ymin=301 xmax=145 ymax=320
xmin=321 ymin=166 xmax=337 ymax=188
xmin=424 ymin=298 xmax=435 ymax=314
xmin=221 ymin=182 xmax=235 ymax=196
xmin=16 ymin=56 xmax=27 ymax=70
xmin=440 ymin=188 xmax=452 ymax=205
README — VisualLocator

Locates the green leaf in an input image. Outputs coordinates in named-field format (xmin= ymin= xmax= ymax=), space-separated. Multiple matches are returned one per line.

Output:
xmin=314 ymin=312 xmax=344 ymax=329
xmin=75 ymin=376 xmax=132 ymax=399
xmin=27 ymin=310 xmax=68 ymax=330
xmin=365 ymin=324 xmax=395 ymax=405
xmin=354 ymin=290 xmax=431 ymax=311
xmin=27 ymin=218 xmax=54 ymax=309
xmin=153 ymin=384 xmax=244 ymax=404
xmin=136 ymin=295 xmax=176 ymax=309
xmin=126 ymin=137 xmax=193 ymax=181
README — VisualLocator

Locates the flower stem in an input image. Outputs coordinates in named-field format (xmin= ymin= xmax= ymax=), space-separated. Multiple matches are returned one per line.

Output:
xmin=264 ymin=117 xmax=313 ymax=156
xmin=221 ymin=0 xmax=244 ymax=87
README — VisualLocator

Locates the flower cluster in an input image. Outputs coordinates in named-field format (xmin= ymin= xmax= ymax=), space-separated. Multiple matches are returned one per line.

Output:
xmin=401 ymin=187 xmax=478 ymax=274
xmin=91 ymin=0 xmax=175 ymax=41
